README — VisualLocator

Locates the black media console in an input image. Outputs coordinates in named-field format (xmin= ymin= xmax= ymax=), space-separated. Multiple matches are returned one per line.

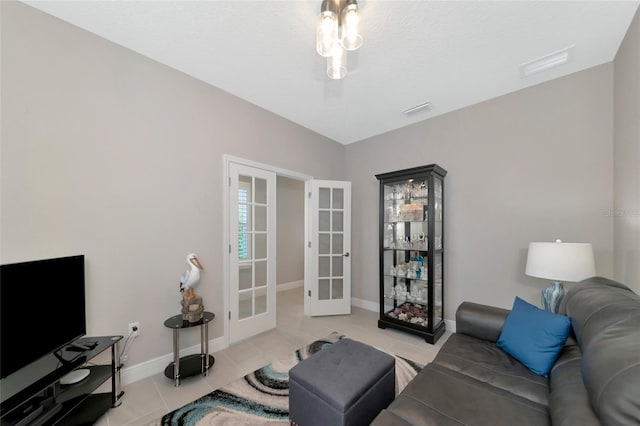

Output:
xmin=0 ymin=336 xmax=123 ymax=425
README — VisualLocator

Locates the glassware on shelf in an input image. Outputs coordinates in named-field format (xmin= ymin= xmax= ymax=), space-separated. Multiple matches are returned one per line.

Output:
xmin=410 ymin=285 xmax=419 ymax=300
xmin=407 ymin=267 xmax=416 ymax=279
xmin=399 ymin=283 xmax=407 ymax=298
xmin=392 ymin=262 xmax=426 ymax=281
xmin=418 ymin=182 xmax=427 ymax=198
xmin=396 ymin=180 xmax=428 ymax=199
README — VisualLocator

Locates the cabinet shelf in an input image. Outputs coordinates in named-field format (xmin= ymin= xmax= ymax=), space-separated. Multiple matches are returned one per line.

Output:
xmin=383 ymin=295 xmax=428 ymax=307
xmin=384 ymin=220 xmax=429 ymax=225
xmin=383 ymin=248 xmax=443 ymax=254
xmin=377 ymin=164 xmax=447 ymax=344
xmin=384 ymin=301 xmax=430 ymax=328
xmin=384 ymin=197 xmax=429 ymax=203
xmin=384 ymin=275 xmax=428 ymax=281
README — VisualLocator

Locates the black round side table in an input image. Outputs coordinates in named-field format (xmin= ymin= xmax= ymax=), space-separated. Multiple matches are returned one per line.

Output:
xmin=163 ymin=312 xmax=215 ymax=387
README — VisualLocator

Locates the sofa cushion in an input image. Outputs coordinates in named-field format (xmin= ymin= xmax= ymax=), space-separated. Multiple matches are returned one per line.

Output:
xmin=434 ymin=333 xmax=549 ymax=406
xmin=549 ymin=344 xmax=600 ymax=426
xmin=372 ymin=363 xmax=550 ymax=426
xmin=497 ymin=297 xmax=571 ymax=376
xmin=560 ymin=277 xmax=640 ymax=425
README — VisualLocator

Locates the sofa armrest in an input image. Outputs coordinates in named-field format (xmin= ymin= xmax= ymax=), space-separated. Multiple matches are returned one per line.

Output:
xmin=455 ymin=302 xmax=510 ymax=342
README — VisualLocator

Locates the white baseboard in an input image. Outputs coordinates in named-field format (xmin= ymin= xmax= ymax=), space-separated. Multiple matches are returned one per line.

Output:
xmin=122 ymin=295 xmax=455 ymax=386
xmin=122 ymin=280 xmax=301 ymax=386
xmin=444 ymin=319 xmax=456 ymax=333
xmin=351 ymin=296 xmax=378 ymax=312
xmin=121 ymin=336 xmax=226 ymax=386
xmin=277 ymin=280 xmax=304 ymax=292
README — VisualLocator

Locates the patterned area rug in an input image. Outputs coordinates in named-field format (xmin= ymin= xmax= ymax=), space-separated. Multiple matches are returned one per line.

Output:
xmin=156 ymin=332 xmax=423 ymax=425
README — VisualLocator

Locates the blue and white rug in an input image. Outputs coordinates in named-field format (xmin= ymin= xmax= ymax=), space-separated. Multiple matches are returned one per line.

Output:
xmin=157 ymin=332 xmax=423 ymax=425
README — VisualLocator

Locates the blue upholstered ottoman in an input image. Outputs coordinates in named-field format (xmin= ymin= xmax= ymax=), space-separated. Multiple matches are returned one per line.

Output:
xmin=289 ymin=338 xmax=395 ymax=426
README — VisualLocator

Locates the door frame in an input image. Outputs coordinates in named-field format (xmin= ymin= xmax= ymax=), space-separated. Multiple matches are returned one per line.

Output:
xmin=222 ymin=155 xmax=312 ymax=347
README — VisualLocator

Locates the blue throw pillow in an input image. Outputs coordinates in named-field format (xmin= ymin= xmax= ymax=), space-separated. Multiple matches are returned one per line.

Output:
xmin=497 ymin=296 xmax=571 ymax=377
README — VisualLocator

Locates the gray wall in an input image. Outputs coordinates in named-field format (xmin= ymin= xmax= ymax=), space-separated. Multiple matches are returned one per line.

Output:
xmin=614 ymin=7 xmax=640 ymax=294
xmin=1 ymin=0 xmax=635 ymax=371
xmin=0 ymin=2 xmax=344 ymax=367
xmin=276 ymin=176 xmax=305 ymax=285
xmin=345 ymin=65 xmax=615 ymax=317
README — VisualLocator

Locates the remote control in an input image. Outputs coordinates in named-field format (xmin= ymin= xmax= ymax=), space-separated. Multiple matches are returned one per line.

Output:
xmin=67 ymin=342 xmax=90 ymax=352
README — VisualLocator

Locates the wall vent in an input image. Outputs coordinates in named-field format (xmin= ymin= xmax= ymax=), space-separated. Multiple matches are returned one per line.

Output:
xmin=520 ymin=45 xmax=574 ymax=78
xmin=403 ymin=101 xmax=433 ymax=116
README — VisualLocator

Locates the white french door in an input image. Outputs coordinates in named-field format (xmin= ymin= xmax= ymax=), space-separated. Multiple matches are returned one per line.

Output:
xmin=229 ymin=163 xmax=276 ymax=343
xmin=306 ymin=180 xmax=352 ymax=316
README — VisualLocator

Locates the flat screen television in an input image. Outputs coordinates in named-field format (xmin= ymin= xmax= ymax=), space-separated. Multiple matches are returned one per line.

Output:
xmin=0 ymin=255 xmax=86 ymax=379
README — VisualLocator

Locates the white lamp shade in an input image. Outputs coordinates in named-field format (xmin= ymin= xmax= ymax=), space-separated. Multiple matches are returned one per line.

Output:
xmin=525 ymin=240 xmax=596 ymax=282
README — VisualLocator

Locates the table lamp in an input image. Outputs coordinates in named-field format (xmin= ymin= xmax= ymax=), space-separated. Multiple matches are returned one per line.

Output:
xmin=525 ymin=239 xmax=596 ymax=313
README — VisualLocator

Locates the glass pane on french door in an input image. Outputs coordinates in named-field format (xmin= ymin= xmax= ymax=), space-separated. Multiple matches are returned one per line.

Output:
xmin=317 ymin=186 xmax=345 ymax=300
xmin=238 ymin=174 xmax=269 ymax=319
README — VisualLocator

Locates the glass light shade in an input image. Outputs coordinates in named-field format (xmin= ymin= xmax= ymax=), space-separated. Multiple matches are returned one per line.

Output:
xmin=327 ymin=43 xmax=347 ymax=79
xmin=316 ymin=10 xmax=339 ymax=57
xmin=341 ymin=3 xmax=362 ymax=51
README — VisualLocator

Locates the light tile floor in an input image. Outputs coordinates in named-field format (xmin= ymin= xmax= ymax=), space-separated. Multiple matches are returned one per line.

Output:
xmin=96 ymin=287 xmax=450 ymax=425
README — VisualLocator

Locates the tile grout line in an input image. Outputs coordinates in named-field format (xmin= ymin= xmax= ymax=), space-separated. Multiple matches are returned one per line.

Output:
xmin=151 ymin=375 xmax=171 ymax=417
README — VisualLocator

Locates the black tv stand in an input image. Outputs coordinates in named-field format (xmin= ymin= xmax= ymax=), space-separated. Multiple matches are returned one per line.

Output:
xmin=65 ymin=342 xmax=90 ymax=352
xmin=0 ymin=336 xmax=124 ymax=426
xmin=16 ymin=396 xmax=60 ymax=426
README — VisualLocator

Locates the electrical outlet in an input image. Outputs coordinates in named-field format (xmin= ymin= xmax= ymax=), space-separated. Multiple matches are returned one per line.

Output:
xmin=128 ymin=322 xmax=140 ymax=338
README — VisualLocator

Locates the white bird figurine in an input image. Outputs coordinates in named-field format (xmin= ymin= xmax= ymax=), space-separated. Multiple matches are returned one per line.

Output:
xmin=179 ymin=253 xmax=204 ymax=299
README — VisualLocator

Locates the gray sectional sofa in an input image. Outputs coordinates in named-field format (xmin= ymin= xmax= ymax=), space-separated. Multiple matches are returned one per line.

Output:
xmin=372 ymin=277 xmax=640 ymax=425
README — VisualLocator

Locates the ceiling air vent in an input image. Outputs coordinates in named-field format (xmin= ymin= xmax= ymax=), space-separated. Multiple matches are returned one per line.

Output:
xmin=520 ymin=45 xmax=574 ymax=78
xmin=403 ymin=102 xmax=433 ymax=116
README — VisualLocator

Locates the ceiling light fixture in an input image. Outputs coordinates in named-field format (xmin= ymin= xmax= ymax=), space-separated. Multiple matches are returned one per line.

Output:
xmin=316 ymin=0 xmax=362 ymax=80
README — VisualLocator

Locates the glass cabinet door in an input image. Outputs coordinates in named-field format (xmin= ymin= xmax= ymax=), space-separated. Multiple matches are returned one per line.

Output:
xmin=433 ymin=177 xmax=444 ymax=325
xmin=381 ymin=179 xmax=430 ymax=328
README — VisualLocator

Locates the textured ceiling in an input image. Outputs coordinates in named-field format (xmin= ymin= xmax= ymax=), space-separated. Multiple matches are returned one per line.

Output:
xmin=23 ymin=1 xmax=639 ymax=145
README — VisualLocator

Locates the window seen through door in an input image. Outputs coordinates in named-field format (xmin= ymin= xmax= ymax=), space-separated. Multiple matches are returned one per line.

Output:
xmin=238 ymin=185 xmax=249 ymax=260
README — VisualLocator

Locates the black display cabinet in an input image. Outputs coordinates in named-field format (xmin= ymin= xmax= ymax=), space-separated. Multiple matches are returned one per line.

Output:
xmin=376 ymin=164 xmax=447 ymax=344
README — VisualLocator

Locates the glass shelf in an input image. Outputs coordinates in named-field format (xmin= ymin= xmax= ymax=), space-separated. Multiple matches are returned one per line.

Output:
xmin=385 ymin=301 xmax=430 ymax=328
xmin=383 ymin=295 xmax=428 ymax=306
xmin=384 ymin=274 xmax=428 ymax=281
xmin=385 ymin=222 xmax=427 ymax=226
xmin=383 ymin=247 xmax=428 ymax=252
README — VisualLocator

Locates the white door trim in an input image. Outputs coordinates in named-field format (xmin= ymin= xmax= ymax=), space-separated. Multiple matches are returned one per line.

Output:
xmin=222 ymin=155 xmax=312 ymax=347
